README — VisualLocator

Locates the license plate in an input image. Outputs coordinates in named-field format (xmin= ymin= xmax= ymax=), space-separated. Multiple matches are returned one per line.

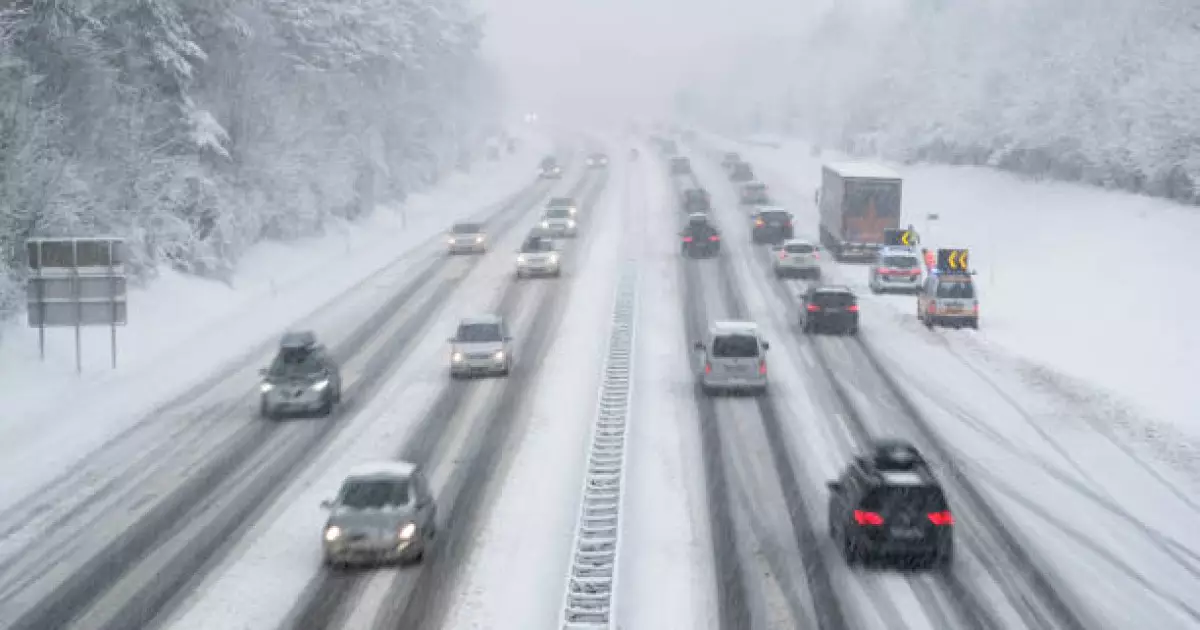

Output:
xmin=890 ymin=527 xmax=922 ymax=539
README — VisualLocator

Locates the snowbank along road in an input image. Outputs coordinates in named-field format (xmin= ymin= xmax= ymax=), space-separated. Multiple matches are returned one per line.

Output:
xmin=3 ymin=130 xmax=1199 ymax=630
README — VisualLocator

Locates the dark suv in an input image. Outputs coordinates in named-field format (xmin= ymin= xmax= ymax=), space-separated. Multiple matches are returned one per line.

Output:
xmin=799 ymin=285 xmax=859 ymax=335
xmin=827 ymin=441 xmax=955 ymax=568
xmin=750 ymin=209 xmax=794 ymax=244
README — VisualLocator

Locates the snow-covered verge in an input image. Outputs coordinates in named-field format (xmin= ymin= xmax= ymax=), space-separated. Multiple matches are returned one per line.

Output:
xmin=701 ymin=134 xmax=1200 ymax=444
xmin=0 ymin=136 xmax=547 ymax=509
xmin=682 ymin=0 xmax=1200 ymax=204
xmin=0 ymin=0 xmax=500 ymax=317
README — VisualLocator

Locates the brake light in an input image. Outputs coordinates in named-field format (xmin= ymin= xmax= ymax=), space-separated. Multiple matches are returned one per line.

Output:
xmin=878 ymin=267 xmax=894 ymax=275
xmin=927 ymin=511 xmax=954 ymax=526
xmin=927 ymin=302 xmax=936 ymax=314
xmin=813 ymin=253 xmax=819 ymax=259
xmin=784 ymin=221 xmax=792 ymax=226
xmin=806 ymin=304 xmax=820 ymax=312
xmin=854 ymin=510 xmax=884 ymax=526
xmin=758 ymin=359 xmax=767 ymax=375
xmin=973 ymin=303 xmax=979 ymax=313
xmin=682 ymin=236 xmax=693 ymax=242
xmin=847 ymin=305 xmax=859 ymax=313
xmin=779 ymin=251 xmax=788 ymax=260
xmin=709 ymin=235 xmax=720 ymax=241
xmin=704 ymin=362 xmax=712 ymax=374
xmin=755 ymin=219 xmax=764 ymax=226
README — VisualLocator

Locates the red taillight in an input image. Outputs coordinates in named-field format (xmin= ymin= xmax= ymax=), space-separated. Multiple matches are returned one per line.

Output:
xmin=878 ymin=267 xmax=894 ymax=275
xmin=682 ymin=236 xmax=693 ymax=242
xmin=847 ymin=305 xmax=859 ymax=313
xmin=779 ymin=251 xmax=788 ymax=260
xmin=709 ymin=235 xmax=720 ymax=241
xmin=973 ymin=304 xmax=979 ymax=313
xmin=758 ymin=360 xmax=767 ymax=374
xmin=854 ymin=510 xmax=884 ymax=526
xmin=806 ymin=304 xmax=820 ymax=312
xmin=928 ymin=511 xmax=954 ymax=526
xmin=755 ymin=219 xmax=765 ymax=227
xmin=704 ymin=362 xmax=712 ymax=374
xmin=784 ymin=221 xmax=792 ymax=226
xmin=813 ymin=253 xmax=819 ymax=259
xmin=927 ymin=302 xmax=936 ymax=313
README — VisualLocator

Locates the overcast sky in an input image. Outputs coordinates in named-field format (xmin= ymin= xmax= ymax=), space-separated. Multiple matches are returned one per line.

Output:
xmin=474 ymin=0 xmax=830 ymax=125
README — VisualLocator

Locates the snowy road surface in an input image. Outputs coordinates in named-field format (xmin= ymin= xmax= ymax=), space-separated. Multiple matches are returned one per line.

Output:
xmin=0 ymin=131 xmax=1197 ymax=630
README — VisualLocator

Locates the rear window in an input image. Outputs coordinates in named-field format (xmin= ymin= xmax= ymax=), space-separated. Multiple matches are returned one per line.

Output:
xmin=882 ymin=255 xmax=918 ymax=268
xmin=339 ymin=478 xmax=410 ymax=509
xmin=270 ymin=347 xmax=324 ymax=377
xmin=785 ymin=243 xmax=815 ymax=254
xmin=759 ymin=211 xmax=789 ymax=221
xmin=545 ymin=208 xmax=571 ymax=218
xmin=860 ymin=486 xmax=947 ymax=513
xmin=711 ymin=334 xmax=760 ymax=358
xmin=452 ymin=223 xmax=481 ymax=234
xmin=548 ymin=198 xmax=574 ymax=207
xmin=813 ymin=291 xmax=856 ymax=307
xmin=936 ymin=279 xmax=975 ymax=299
xmin=456 ymin=323 xmax=502 ymax=342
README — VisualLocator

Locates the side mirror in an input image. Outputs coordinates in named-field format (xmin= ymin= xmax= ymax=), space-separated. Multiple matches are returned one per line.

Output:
xmin=826 ymin=481 xmax=841 ymax=492
xmin=320 ymin=499 xmax=333 ymax=510
xmin=761 ymin=341 xmax=770 ymax=350
xmin=692 ymin=341 xmax=705 ymax=351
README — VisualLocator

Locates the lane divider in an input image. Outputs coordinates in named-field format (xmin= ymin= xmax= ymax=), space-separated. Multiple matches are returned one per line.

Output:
xmin=558 ymin=261 xmax=638 ymax=629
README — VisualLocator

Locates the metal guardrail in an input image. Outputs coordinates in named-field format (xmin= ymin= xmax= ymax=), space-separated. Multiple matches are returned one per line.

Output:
xmin=558 ymin=261 xmax=639 ymax=629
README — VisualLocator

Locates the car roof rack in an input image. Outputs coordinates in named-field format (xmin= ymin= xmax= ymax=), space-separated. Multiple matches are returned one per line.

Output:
xmin=280 ymin=330 xmax=317 ymax=349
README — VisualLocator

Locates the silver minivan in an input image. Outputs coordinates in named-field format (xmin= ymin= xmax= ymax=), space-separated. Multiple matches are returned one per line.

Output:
xmin=693 ymin=321 xmax=770 ymax=395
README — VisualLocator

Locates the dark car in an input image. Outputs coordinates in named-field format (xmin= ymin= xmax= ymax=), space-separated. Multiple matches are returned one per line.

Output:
xmin=682 ymin=188 xmax=711 ymax=213
xmin=729 ymin=162 xmax=754 ymax=182
xmin=259 ymin=331 xmax=342 ymax=419
xmin=827 ymin=440 xmax=954 ymax=568
xmin=669 ymin=156 xmax=692 ymax=176
xmin=799 ymin=285 xmax=859 ymax=335
xmin=721 ymin=152 xmax=742 ymax=170
xmin=680 ymin=213 xmax=721 ymax=258
xmin=750 ymin=209 xmax=794 ymax=244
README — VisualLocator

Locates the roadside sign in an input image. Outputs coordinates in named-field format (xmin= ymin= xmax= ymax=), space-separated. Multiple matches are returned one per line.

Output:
xmin=884 ymin=228 xmax=918 ymax=247
xmin=25 ymin=237 xmax=126 ymax=371
xmin=936 ymin=248 xmax=969 ymax=272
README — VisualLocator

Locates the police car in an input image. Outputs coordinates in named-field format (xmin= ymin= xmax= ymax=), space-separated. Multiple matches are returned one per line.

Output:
xmin=827 ymin=440 xmax=954 ymax=567
xmin=917 ymin=249 xmax=979 ymax=329
xmin=868 ymin=246 xmax=922 ymax=294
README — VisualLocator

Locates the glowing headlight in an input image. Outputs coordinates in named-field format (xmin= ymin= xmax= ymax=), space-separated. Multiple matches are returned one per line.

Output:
xmin=398 ymin=522 xmax=417 ymax=540
xmin=493 ymin=351 xmax=505 ymax=362
xmin=311 ymin=379 xmax=329 ymax=391
xmin=569 ymin=207 xmax=577 ymax=215
xmin=541 ymin=221 xmax=549 ymax=229
xmin=567 ymin=220 xmax=576 ymax=228
xmin=452 ymin=352 xmax=464 ymax=362
xmin=260 ymin=382 xmax=273 ymax=393
xmin=447 ymin=237 xmax=455 ymax=244
xmin=475 ymin=236 xmax=484 ymax=243
xmin=517 ymin=254 xmax=527 ymax=264
xmin=324 ymin=526 xmax=342 ymax=542
xmin=549 ymin=253 xmax=560 ymax=263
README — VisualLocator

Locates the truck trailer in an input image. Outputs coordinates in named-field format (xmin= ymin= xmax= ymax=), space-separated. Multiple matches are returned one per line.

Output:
xmin=817 ymin=162 xmax=903 ymax=262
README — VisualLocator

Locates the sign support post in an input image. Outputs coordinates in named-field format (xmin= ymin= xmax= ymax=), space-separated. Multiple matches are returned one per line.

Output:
xmin=109 ymin=240 xmax=117 ymax=369
xmin=36 ymin=242 xmax=45 ymax=361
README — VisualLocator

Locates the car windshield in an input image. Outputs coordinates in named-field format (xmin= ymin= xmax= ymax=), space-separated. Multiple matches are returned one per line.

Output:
xmin=711 ymin=334 xmax=760 ymax=358
xmin=269 ymin=347 xmax=324 ymax=378
xmin=725 ymin=153 xmax=740 ymax=161
xmin=813 ymin=291 xmax=856 ymax=307
xmin=522 ymin=239 xmax=554 ymax=252
xmin=759 ymin=211 xmax=789 ymax=222
xmin=545 ymin=208 xmax=571 ymax=218
xmin=548 ymin=198 xmax=573 ymax=206
xmin=451 ymin=223 xmax=481 ymax=234
xmin=455 ymin=323 xmax=502 ymax=342
xmin=338 ymin=478 xmax=410 ymax=510
xmin=785 ymin=243 xmax=815 ymax=254
xmin=936 ymin=279 xmax=975 ymax=299
xmin=883 ymin=255 xmax=918 ymax=268
xmin=860 ymin=486 xmax=947 ymax=514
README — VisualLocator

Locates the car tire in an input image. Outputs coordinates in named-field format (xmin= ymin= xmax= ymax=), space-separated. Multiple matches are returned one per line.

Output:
xmin=847 ymin=327 xmax=859 ymax=336
xmin=319 ymin=395 xmax=334 ymax=417
xmin=968 ymin=318 xmax=979 ymax=330
xmin=554 ymin=269 xmax=562 ymax=277
xmin=870 ymin=283 xmax=880 ymax=294
xmin=259 ymin=398 xmax=275 ymax=420
xmin=803 ymin=321 xmax=813 ymax=335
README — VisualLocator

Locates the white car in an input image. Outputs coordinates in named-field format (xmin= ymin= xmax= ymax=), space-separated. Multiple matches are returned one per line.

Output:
xmin=516 ymin=235 xmax=561 ymax=278
xmin=448 ymin=315 xmax=513 ymax=377
xmin=445 ymin=222 xmax=486 ymax=254
xmin=773 ymin=239 xmax=822 ymax=279
xmin=869 ymin=247 xmax=923 ymax=293
xmin=539 ymin=206 xmax=577 ymax=237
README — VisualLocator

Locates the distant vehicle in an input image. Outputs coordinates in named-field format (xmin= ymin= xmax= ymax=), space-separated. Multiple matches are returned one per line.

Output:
xmin=750 ymin=207 xmax=794 ymax=244
xmin=515 ymin=234 xmax=561 ymax=278
xmin=540 ymin=155 xmax=557 ymax=169
xmin=446 ymin=222 xmax=487 ymax=254
xmin=738 ymin=181 xmax=770 ymax=206
xmin=546 ymin=196 xmax=578 ymax=216
xmin=721 ymin=152 xmax=742 ymax=170
xmin=259 ymin=331 xmax=342 ymax=419
xmin=692 ymin=321 xmax=770 ymax=395
xmin=539 ymin=155 xmax=562 ymax=179
xmin=799 ymin=285 xmax=859 ymax=335
xmin=660 ymin=139 xmax=679 ymax=155
xmin=917 ymin=268 xmax=979 ymax=329
xmin=448 ymin=315 xmax=513 ymax=377
xmin=680 ymin=213 xmax=721 ymax=258
xmin=729 ymin=162 xmax=754 ymax=182
xmin=827 ymin=440 xmax=954 ymax=568
xmin=629 ymin=147 xmax=639 ymax=160
xmin=586 ymin=152 xmax=609 ymax=168
xmin=539 ymin=205 xmax=578 ymax=237
xmin=868 ymin=247 xmax=922 ymax=293
xmin=669 ymin=156 xmax=692 ymax=176
xmin=772 ymin=239 xmax=821 ymax=279
xmin=817 ymin=162 xmax=903 ymax=261
xmin=321 ymin=461 xmax=436 ymax=568
xmin=682 ymin=188 xmax=711 ymax=213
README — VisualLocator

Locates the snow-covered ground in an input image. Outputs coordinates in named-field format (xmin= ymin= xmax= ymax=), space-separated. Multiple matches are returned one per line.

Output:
xmin=0 ymin=133 xmax=549 ymax=511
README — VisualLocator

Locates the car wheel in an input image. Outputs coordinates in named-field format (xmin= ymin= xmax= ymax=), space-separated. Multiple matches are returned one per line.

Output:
xmin=319 ymin=395 xmax=334 ymax=416
xmin=968 ymin=318 xmax=979 ymax=330
xmin=870 ymin=283 xmax=880 ymax=294
xmin=847 ymin=327 xmax=859 ymax=336
xmin=803 ymin=321 xmax=813 ymax=335
xmin=259 ymin=398 xmax=274 ymax=419
xmin=554 ymin=269 xmax=562 ymax=277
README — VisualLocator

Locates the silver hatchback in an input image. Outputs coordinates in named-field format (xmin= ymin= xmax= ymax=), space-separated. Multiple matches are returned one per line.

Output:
xmin=446 ymin=222 xmax=487 ymax=254
xmin=320 ymin=462 xmax=437 ymax=567
xmin=449 ymin=315 xmax=513 ymax=377
xmin=773 ymin=239 xmax=822 ymax=279
xmin=693 ymin=321 xmax=770 ymax=395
